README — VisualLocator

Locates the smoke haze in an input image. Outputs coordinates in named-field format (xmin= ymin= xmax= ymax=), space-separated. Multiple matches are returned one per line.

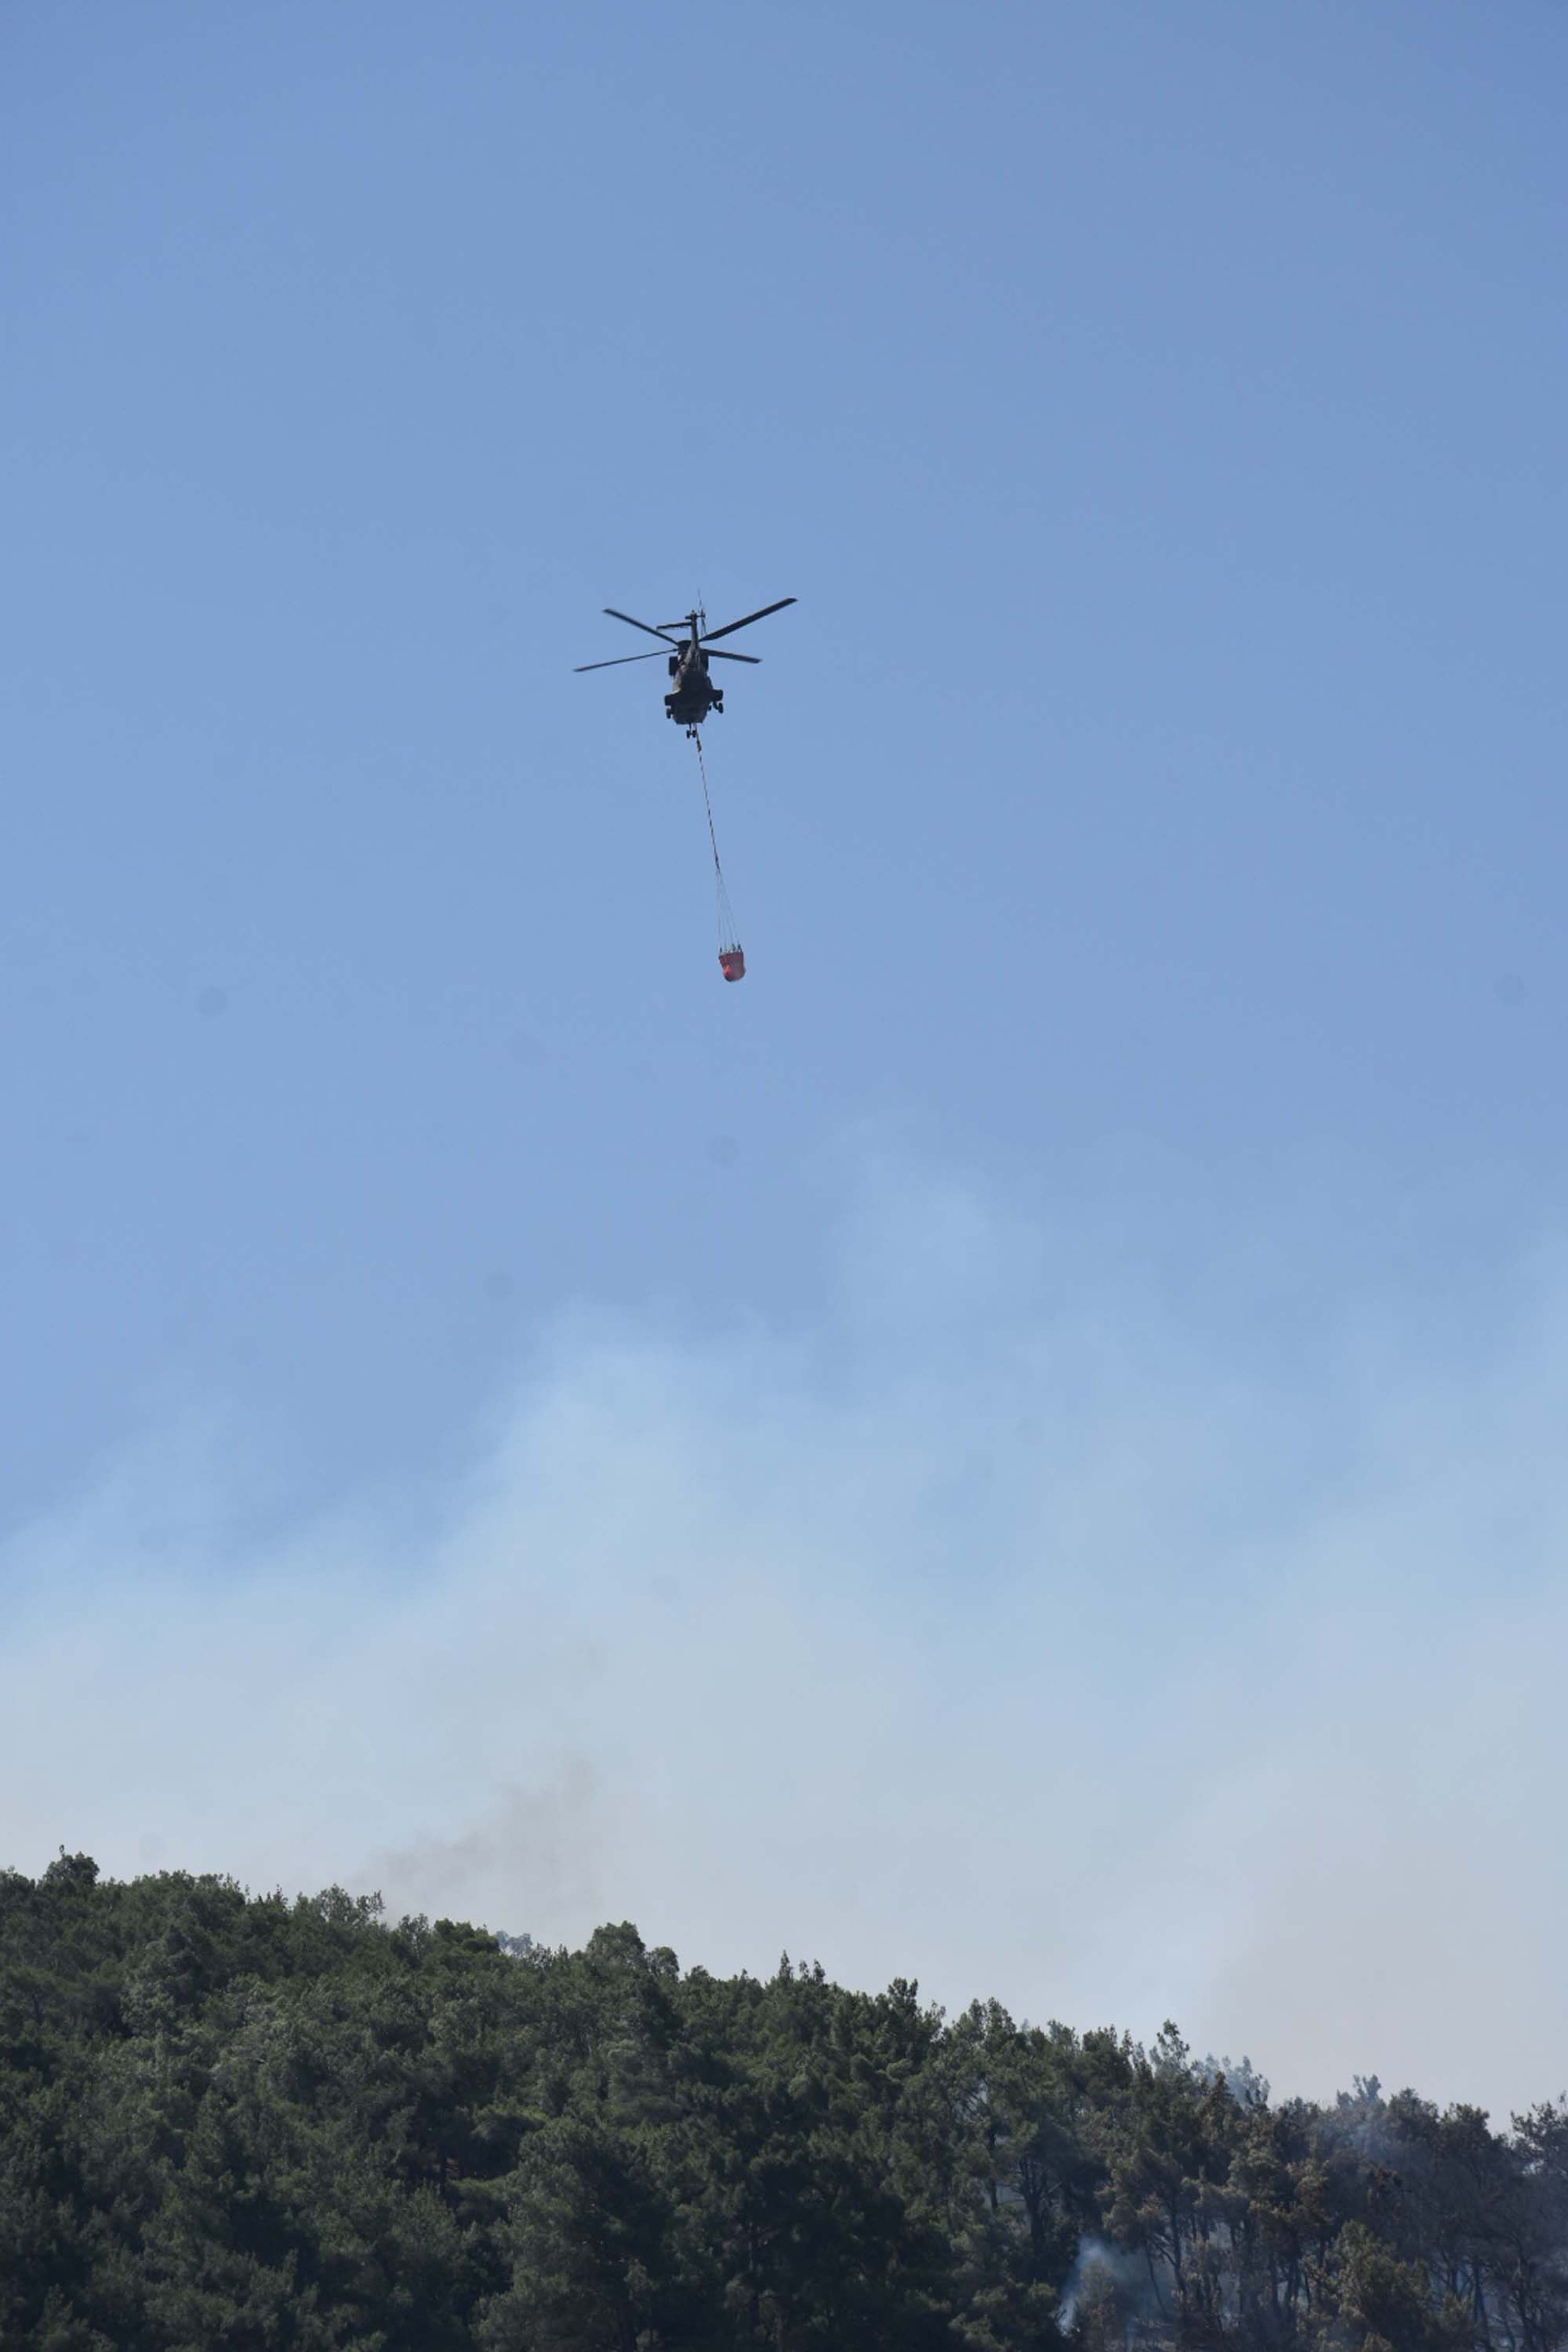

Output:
xmin=3 ymin=1158 xmax=1563 ymax=2117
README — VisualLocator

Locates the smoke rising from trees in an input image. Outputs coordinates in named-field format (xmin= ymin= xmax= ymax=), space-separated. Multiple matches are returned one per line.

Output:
xmin=4 ymin=1856 xmax=1566 ymax=2349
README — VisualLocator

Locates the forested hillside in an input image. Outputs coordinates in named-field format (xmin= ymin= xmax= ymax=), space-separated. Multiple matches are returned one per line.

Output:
xmin=2 ymin=1854 xmax=1564 ymax=2351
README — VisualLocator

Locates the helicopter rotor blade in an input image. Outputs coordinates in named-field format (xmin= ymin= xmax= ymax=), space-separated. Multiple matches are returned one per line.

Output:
xmin=603 ymin=607 xmax=682 ymax=644
xmin=573 ymin=649 xmax=669 ymax=672
xmin=703 ymin=648 xmax=759 ymax=664
xmin=700 ymin=596 xmax=797 ymax=643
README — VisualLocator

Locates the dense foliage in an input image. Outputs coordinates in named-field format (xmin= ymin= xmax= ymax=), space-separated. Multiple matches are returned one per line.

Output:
xmin=3 ymin=1854 xmax=1565 ymax=2351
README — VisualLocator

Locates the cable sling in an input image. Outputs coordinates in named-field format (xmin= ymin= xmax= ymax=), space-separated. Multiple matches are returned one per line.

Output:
xmin=692 ymin=730 xmax=745 ymax=981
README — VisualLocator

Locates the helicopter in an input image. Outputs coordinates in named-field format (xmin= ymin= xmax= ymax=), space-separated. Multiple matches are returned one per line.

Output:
xmin=574 ymin=597 xmax=796 ymax=733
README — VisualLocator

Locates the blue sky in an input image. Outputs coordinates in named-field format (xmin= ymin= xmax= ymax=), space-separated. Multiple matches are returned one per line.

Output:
xmin=4 ymin=0 xmax=1567 ymax=2108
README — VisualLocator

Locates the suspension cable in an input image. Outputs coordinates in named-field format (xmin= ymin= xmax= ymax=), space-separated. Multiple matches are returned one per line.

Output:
xmin=691 ymin=729 xmax=741 ymax=959
xmin=690 ymin=728 xmax=744 ymax=975
xmin=693 ymin=729 xmax=722 ymax=880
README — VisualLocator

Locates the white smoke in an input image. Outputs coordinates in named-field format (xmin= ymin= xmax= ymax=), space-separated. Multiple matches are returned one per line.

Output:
xmin=3 ymin=1165 xmax=1567 ymax=2116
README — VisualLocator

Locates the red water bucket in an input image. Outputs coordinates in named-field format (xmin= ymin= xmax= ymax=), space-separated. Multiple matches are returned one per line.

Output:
xmin=719 ymin=947 xmax=746 ymax=983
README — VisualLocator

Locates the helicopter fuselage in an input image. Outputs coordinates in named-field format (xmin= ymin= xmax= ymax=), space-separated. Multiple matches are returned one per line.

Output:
xmin=664 ymin=634 xmax=721 ymax=730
